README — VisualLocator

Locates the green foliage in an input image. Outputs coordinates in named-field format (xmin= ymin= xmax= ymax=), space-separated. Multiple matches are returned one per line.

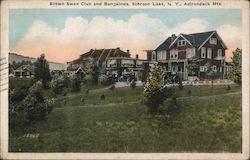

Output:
xmin=143 ymin=65 xmax=167 ymax=112
xmin=70 ymin=74 xmax=81 ymax=92
xmin=187 ymin=59 xmax=199 ymax=76
xmin=229 ymin=48 xmax=242 ymax=85
xmin=84 ymin=59 xmax=100 ymax=84
xmin=98 ymin=74 xmax=108 ymax=85
xmin=23 ymin=81 xmax=53 ymax=121
xmin=9 ymin=77 xmax=36 ymax=102
xmin=9 ymin=101 xmax=28 ymax=128
xmin=51 ymin=77 xmax=64 ymax=94
xmin=34 ymin=54 xmax=52 ymax=88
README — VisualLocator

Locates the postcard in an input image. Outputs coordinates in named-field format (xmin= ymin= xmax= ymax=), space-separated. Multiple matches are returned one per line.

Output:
xmin=0 ymin=0 xmax=249 ymax=159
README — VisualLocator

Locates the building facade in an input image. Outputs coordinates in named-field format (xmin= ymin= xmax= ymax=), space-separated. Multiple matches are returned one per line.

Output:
xmin=148 ymin=31 xmax=227 ymax=80
xmin=67 ymin=48 xmax=146 ymax=80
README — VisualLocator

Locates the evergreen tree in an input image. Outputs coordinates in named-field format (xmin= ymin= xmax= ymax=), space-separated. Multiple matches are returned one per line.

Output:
xmin=229 ymin=48 xmax=242 ymax=85
xmin=143 ymin=65 xmax=166 ymax=112
xmin=34 ymin=54 xmax=52 ymax=88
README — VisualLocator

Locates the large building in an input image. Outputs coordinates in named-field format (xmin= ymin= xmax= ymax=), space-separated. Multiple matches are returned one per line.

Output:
xmin=147 ymin=31 xmax=227 ymax=80
xmin=67 ymin=48 xmax=146 ymax=80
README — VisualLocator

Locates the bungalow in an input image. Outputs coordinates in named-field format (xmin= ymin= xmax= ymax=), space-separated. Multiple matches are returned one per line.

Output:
xmin=67 ymin=48 xmax=146 ymax=80
xmin=147 ymin=31 xmax=227 ymax=80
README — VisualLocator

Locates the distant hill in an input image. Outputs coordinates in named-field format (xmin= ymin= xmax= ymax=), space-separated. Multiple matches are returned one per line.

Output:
xmin=9 ymin=53 xmax=36 ymax=64
xmin=9 ymin=53 xmax=67 ymax=71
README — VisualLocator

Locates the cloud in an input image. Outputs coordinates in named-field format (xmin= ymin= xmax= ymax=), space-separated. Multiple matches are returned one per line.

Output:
xmin=11 ymin=14 xmax=241 ymax=63
xmin=217 ymin=24 xmax=242 ymax=61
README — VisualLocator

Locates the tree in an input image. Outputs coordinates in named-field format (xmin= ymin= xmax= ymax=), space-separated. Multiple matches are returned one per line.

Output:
xmin=143 ymin=65 xmax=166 ymax=112
xmin=186 ymin=59 xmax=199 ymax=80
xmin=206 ymin=65 xmax=218 ymax=88
xmin=34 ymin=54 xmax=52 ymax=88
xmin=229 ymin=48 xmax=242 ymax=85
xmin=23 ymin=81 xmax=53 ymax=121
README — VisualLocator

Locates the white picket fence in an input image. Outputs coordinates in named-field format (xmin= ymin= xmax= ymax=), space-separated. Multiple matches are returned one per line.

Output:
xmin=115 ymin=80 xmax=236 ymax=88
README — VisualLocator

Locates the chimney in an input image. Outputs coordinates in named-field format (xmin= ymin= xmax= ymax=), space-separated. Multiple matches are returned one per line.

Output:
xmin=127 ymin=49 xmax=130 ymax=54
xmin=171 ymin=34 xmax=176 ymax=42
xmin=136 ymin=54 xmax=139 ymax=59
xmin=117 ymin=47 xmax=120 ymax=50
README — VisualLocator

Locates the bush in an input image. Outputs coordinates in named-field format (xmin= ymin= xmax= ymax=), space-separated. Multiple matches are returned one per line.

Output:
xmin=51 ymin=78 xmax=64 ymax=94
xmin=70 ymin=74 xmax=81 ymax=92
xmin=130 ymin=80 xmax=136 ymax=89
xmin=9 ymin=103 xmax=28 ymax=128
xmin=143 ymin=65 xmax=167 ymax=112
xmin=98 ymin=74 xmax=108 ymax=85
xmin=9 ymin=77 xmax=36 ymax=102
xmin=23 ymin=81 xmax=53 ymax=121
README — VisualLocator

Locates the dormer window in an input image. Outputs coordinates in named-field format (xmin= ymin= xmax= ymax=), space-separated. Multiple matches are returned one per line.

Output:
xmin=177 ymin=40 xmax=186 ymax=47
xmin=210 ymin=38 xmax=217 ymax=45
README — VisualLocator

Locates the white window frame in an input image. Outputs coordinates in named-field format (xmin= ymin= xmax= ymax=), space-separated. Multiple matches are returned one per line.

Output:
xmin=207 ymin=48 xmax=212 ymax=59
xmin=152 ymin=51 xmax=156 ymax=61
xmin=170 ymin=50 xmax=178 ymax=60
xmin=217 ymin=49 xmax=222 ymax=57
xmin=200 ymin=66 xmax=205 ymax=72
xmin=210 ymin=38 xmax=217 ymax=45
xmin=201 ymin=47 xmax=206 ymax=58
xmin=157 ymin=50 xmax=166 ymax=60
xmin=177 ymin=40 xmax=186 ymax=47
xmin=212 ymin=65 xmax=217 ymax=72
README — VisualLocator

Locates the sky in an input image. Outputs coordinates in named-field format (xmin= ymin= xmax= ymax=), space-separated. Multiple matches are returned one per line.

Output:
xmin=9 ymin=9 xmax=242 ymax=63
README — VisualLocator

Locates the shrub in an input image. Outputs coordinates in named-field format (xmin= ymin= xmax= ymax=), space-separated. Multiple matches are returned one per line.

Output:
xmin=143 ymin=65 xmax=167 ymax=112
xmin=70 ymin=74 xmax=81 ymax=92
xmin=51 ymin=78 xmax=64 ymax=94
xmin=98 ymin=74 xmax=108 ymax=85
xmin=100 ymin=94 xmax=105 ymax=100
xmin=9 ymin=103 xmax=28 ymax=128
xmin=130 ymin=80 xmax=136 ymax=89
xmin=23 ymin=81 xmax=54 ymax=121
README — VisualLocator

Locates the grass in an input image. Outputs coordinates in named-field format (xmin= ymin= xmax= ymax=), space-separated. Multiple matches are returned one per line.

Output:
xmin=9 ymin=85 xmax=241 ymax=152
xmin=54 ymin=85 xmax=240 ymax=108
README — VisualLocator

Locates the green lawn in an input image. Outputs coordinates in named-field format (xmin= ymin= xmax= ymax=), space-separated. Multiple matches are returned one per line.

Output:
xmin=9 ymin=85 xmax=241 ymax=152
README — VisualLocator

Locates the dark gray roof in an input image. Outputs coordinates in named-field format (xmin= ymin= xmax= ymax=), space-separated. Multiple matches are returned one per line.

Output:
xmin=155 ymin=37 xmax=172 ymax=51
xmin=182 ymin=31 xmax=215 ymax=47
xmin=155 ymin=31 xmax=222 ymax=51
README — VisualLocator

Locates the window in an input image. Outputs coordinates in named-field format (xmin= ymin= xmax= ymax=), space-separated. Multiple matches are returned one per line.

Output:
xmin=200 ymin=66 xmax=207 ymax=72
xmin=201 ymin=47 xmax=206 ymax=58
xmin=177 ymin=40 xmax=186 ymax=47
xmin=207 ymin=48 xmax=212 ymax=59
xmin=212 ymin=65 xmax=217 ymax=72
xmin=170 ymin=50 xmax=178 ymax=59
xmin=217 ymin=49 xmax=222 ymax=57
xmin=210 ymin=38 xmax=217 ymax=45
xmin=157 ymin=50 xmax=166 ymax=60
xmin=152 ymin=51 xmax=156 ymax=61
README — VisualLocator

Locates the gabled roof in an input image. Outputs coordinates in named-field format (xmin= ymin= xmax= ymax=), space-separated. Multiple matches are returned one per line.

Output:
xmin=155 ymin=31 xmax=227 ymax=51
xmin=155 ymin=37 xmax=172 ymax=51
xmin=79 ymin=48 xmax=130 ymax=62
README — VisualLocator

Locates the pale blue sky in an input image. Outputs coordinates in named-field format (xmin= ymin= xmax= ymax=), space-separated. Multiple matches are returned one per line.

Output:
xmin=9 ymin=9 xmax=242 ymax=49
